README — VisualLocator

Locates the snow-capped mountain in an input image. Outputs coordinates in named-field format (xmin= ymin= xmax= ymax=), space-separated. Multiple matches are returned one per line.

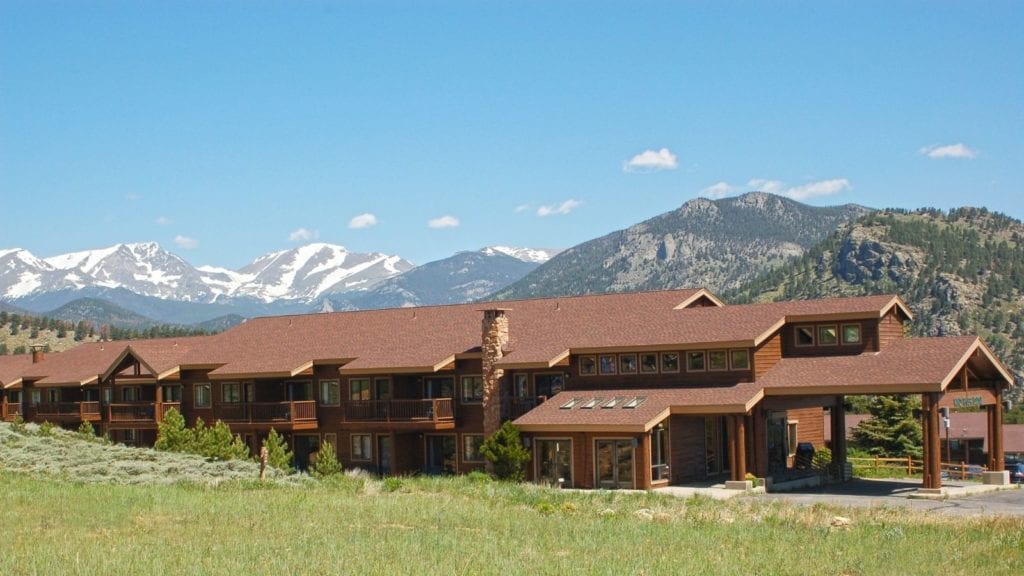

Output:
xmin=1 ymin=242 xmax=412 ymax=306
xmin=481 ymin=246 xmax=560 ymax=264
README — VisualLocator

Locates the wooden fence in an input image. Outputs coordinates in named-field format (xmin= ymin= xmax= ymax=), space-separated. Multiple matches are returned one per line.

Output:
xmin=847 ymin=456 xmax=986 ymax=480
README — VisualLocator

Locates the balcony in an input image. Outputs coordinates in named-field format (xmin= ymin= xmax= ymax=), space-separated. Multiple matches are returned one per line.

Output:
xmin=35 ymin=401 xmax=102 ymax=422
xmin=502 ymin=397 xmax=539 ymax=421
xmin=341 ymin=398 xmax=455 ymax=430
xmin=2 ymin=401 xmax=22 ymax=421
xmin=215 ymin=400 xmax=318 ymax=431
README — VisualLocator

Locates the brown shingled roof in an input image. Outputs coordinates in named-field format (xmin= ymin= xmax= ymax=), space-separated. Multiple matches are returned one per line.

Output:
xmin=20 ymin=342 xmax=127 ymax=387
xmin=0 ymin=354 xmax=34 ymax=389
xmin=104 ymin=335 xmax=217 ymax=381
xmin=757 ymin=336 xmax=1011 ymax=395
xmin=514 ymin=382 xmax=764 ymax=433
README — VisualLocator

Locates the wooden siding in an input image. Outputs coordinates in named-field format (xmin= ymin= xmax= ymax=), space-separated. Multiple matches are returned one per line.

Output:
xmin=877 ymin=310 xmax=906 ymax=349
xmin=788 ymin=406 xmax=826 ymax=450
xmin=781 ymin=319 xmax=876 ymax=358
xmin=754 ymin=332 xmax=782 ymax=379
xmin=669 ymin=415 xmax=708 ymax=483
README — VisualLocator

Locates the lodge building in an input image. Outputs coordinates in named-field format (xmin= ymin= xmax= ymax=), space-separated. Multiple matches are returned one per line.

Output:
xmin=0 ymin=289 xmax=1014 ymax=491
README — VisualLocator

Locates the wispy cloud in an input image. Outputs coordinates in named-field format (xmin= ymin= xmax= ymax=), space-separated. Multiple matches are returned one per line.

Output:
xmin=174 ymin=235 xmax=199 ymax=250
xmin=428 ymin=215 xmax=460 ymax=229
xmin=700 ymin=181 xmax=734 ymax=199
xmin=784 ymin=178 xmax=852 ymax=200
xmin=156 ymin=216 xmax=172 ymax=226
xmin=537 ymin=199 xmax=582 ymax=217
xmin=288 ymin=227 xmax=319 ymax=242
xmin=348 ymin=213 xmax=378 ymax=230
xmin=623 ymin=148 xmax=679 ymax=172
xmin=514 ymin=204 xmax=531 ymax=214
xmin=920 ymin=143 xmax=978 ymax=159
xmin=747 ymin=178 xmax=786 ymax=195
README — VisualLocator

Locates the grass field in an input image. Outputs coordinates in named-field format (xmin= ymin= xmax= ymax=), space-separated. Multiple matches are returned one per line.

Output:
xmin=2 ymin=423 xmax=1023 ymax=575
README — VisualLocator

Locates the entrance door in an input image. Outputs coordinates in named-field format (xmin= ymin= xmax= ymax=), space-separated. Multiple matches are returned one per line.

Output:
xmin=293 ymin=434 xmax=320 ymax=470
xmin=705 ymin=417 xmax=731 ymax=476
xmin=535 ymin=439 xmax=572 ymax=487
xmin=766 ymin=412 xmax=789 ymax=475
xmin=377 ymin=435 xmax=392 ymax=476
xmin=425 ymin=435 xmax=456 ymax=475
xmin=596 ymin=439 xmax=634 ymax=489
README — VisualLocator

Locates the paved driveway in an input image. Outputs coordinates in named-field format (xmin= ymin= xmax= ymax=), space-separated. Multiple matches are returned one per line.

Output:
xmin=754 ymin=478 xmax=1024 ymax=517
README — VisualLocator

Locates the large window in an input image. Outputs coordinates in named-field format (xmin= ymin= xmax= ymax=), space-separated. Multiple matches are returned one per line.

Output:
xmin=349 ymin=379 xmax=371 ymax=401
xmin=194 ymin=383 xmax=211 ymax=408
xmin=708 ymin=350 xmax=728 ymax=371
xmin=842 ymin=324 xmax=862 ymax=345
xmin=652 ymin=423 xmax=669 ymax=482
xmin=461 ymin=376 xmax=483 ymax=403
xmin=351 ymin=434 xmax=372 ymax=461
xmin=222 ymin=382 xmax=241 ymax=403
xmin=47 ymin=388 xmax=61 ymax=403
xmin=320 ymin=380 xmax=340 ymax=406
xmin=535 ymin=373 xmax=564 ymax=398
xmin=463 ymin=434 xmax=485 ymax=463
xmin=686 ymin=351 xmax=706 ymax=372
xmin=730 ymin=349 xmax=750 ymax=371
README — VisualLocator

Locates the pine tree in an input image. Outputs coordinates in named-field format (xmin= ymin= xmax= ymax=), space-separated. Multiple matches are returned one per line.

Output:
xmin=263 ymin=428 xmax=294 ymax=472
xmin=851 ymin=395 xmax=923 ymax=457
xmin=311 ymin=440 xmax=342 ymax=478
xmin=154 ymin=408 xmax=194 ymax=452
xmin=479 ymin=421 xmax=531 ymax=481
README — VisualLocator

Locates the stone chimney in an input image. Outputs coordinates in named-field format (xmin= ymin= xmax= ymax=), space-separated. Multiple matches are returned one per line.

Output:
xmin=481 ymin=309 xmax=510 ymax=443
xmin=31 ymin=345 xmax=45 ymax=364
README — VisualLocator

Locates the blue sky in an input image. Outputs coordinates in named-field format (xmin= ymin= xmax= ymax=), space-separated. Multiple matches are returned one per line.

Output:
xmin=2 ymin=1 xmax=1021 ymax=269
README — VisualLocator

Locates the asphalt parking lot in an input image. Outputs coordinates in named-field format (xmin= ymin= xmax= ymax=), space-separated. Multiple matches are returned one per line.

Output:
xmin=754 ymin=479 xmax=1024 ymax=517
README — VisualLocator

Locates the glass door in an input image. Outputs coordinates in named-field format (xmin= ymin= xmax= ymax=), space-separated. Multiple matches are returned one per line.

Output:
xmin=425 ymin=435 xmax=456 ymax=475
xmin=535 ymin=439 xmax=572 ymax=487
xmin=377 ymin=435 xmax=392 ymax=476
xmin=596 ymin=439 xmax=634 ymax=489
xmin=766 ymin=412 xmax=788 ymax=475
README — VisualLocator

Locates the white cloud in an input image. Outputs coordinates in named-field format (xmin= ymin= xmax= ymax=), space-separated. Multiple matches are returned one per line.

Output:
xmin=783 ymin=178 xmax=852 ymax=200
xmin=156 ymin=216 xmax=172 ymax=226
xmin=747 ymin=178 xmax=786 ymax=195
xmin=348 ymin=213 xmax=378 ymax=230
xmin=288 ymin=227 xmax=319 ymax=242
xmin=920 ymin=143 xmax=978 ymax=159
xmin=174 ymin=235 xmax=199 ymax=250
xmin=537 ymin=199 xmax=582 ymax=217
xmin=428 ymin=215 xmax=460 ymax=229
xmin=514 ymin=204 xmax=531 ymax=213
xmin=623 ymin=148 xmax=679 ymax=172
xmin=700 ymin=181 xmax=734 ymax=199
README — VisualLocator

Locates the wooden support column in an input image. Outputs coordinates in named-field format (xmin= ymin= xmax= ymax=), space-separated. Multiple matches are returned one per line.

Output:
xmin=831 ymin=396 xmax=847 ymax=469
xmin=727 ymin=415 xmax=738 ymax=481
xmin=990 ymin=388 xmax=1005 ymax=472
xmin=155 ymin=383 xmax=163 ymax=421
xmin=922 ymin=393 xmax=942 ymax=490
xmin=744 ymin=414 xmax=755 ymax=473
xmin=753 ymin=406 xmax=766 ymax=478
xmin=734 ymin=414 xmax=747 ymax=481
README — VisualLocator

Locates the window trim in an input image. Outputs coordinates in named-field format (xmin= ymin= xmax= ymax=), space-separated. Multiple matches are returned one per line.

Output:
xmin=787 ymin=421 xmax=799 ymax=457
xmin=729 ymin=349 xmax=750 ymax=371
xmin=639 ymin=353 xmax=659 ymax=374
xmin=817 ymin=324 xmax=839 ymax=346
xmin=660 ymin=352 xmax=680 ymax=373
xmin=707 ymin=350 xmax=729 ymax=372
xmin=841 ymin=323 xmax=862 ymax=345
xmin=349 ymin=378 xmax=371 ymax=401
xmin=794 ymin=325 xmax=816 ymax=348
xmin=222 ymin=381 xmax=241 ymax=404
xmin=686 ymin=350 xmax=706 ymax=372
xmin=578 ymin=355 xmax=597 ymax=376
xmin=351 ymin=433 xmax=373 ymax=462
xmin=194 ymin=382 xmax=212 ymax=409
xmin=319 ymin=379 xmax=340 ymax=406
xmin=462 ymin=434 xmax=486 ymax=463
xmin=598 ymin=354 xmax=617 ymax=375
xmin=618 ymin=353 xmax=638 ymax=375
xmin=460 ymin=375 xmax=484 ymax=404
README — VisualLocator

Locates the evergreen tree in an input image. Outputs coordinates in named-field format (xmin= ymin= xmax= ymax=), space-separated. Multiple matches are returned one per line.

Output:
xmin=263 ymin=428 xmax=294 ymax=472
xmin=479 ymin=421 xmax=531 ymax=481
xmin=193 ymin=419 xmax=249 ymax=460
xmin=310 ymin=440 xmax=342 ymax=478
xmin=154 ymin=408 xmax=194 ymax=452
xmin=851 ymin=395 xmax=923 ymax=457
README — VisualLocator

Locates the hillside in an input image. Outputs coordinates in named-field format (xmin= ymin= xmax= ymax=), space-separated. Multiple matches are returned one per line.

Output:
xmin=493 ymin=192 xmax=871 ymax=299
xmin=725 ymin=207 xmax=1024 ymax=393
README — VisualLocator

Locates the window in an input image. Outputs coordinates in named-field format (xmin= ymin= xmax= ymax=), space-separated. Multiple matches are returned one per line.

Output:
xmin=101 ymin=387 xmax=113 ymax=404
xmin=8 ymin=390 xmax=21 ymax=404
xmin=708 ymin=350 xmax=728 ymax=371
xmin=686 ymin=351 xmax=706 ymax=372
xmin=730 ymin=349 xmax=750 ymax=371
xmin=618 ymin=354 xmax=637 ymax=374
xmin=194 ymin=383 xmax=211 ymax=408
xmin=598 ymin=355 xmax=617 ymax=375
xmin=320 ymin=380 xmax=340 ymax=406
xmin=580 ymin=398 xmax=603 ymax=409
xmin=463 ymin=434 xmax=485 ymax=463
xmin=47 ymin=388 xmax=61 ymax=403
xmin=787 ymin=422 xmax=799 ymax=456
xmin=535 ymin=373 xmax=564 ymax=398
xmin=623 ymin=396 xmax=646 ymax=409
xmin=375 ymin=378 xmax=392 ymax=400
xmin=578 ymin=356 xmax=597 ymax=376
xmin=640 ymin=353 xmax=659 ymax=374
xmin=349 ymin=378 xmax=371 ymax=401
xmin=817 ymin=325 xmax=838 ymax=346
xmin=652 ymin=423 xmax=669 ymax=482
xmin=461 ymin=375 xmax=483 ymax=403
xmin=602 ymin=396 xmax=625 ymax=409
xmin=514 ymin=374 xmax=529 ymax=398
xmin=842 ymin=324 xmax=862 ymax=345
xmin=30 ymin=389 xmax=40 ymax=406
xmin=351 ymin=434 xmax=372 ymax=461
xmin=222 ymin=382 xmax=241 ymax=403
xmin=323 ymin=433 xmax=338 ymax=455
xmin=795 ymin=326 xmax=815 ymax=347
xmin=560 ymin=397 xmax=583 ymax=409
xmin=123 ymin=386 xmax=141 ymax=402
xmin=164 ymin=386 xmax=182 ymax=402
xmin=660 ymin=352 xmax=680 ymax=373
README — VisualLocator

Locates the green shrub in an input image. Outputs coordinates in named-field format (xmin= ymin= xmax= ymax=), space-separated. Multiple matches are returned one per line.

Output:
xmin=38 ymin=421 xmax=56 ymax=437
xmin=812 ymin=446 xmax=833 ymax=471
xmin=154 ymin=408 xmax=193 ymax=453
xmin=479 ymin=421 xmax=530 ymax=481
xmin=194 ymin=419 xmax=250 ymax=461
xmin=744 ymin=472 xmax=761 ymax=487
xmin=263 ymin=428 xmax=294 ymax=472
xmin=311 ymin=440 xmax=342 ymax=479
xmin=381 ymin=476 xmax=403 ymax=493
xmin=76 ymin=421 xmax=97 ymax=440
xmin=466 ymin=470 xmax=492 ymax=484
xmin=10 ymin=414 xmax=27 ymax=435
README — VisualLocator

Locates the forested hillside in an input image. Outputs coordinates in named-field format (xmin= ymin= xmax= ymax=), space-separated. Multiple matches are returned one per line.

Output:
xmin=725 ymin=207 xmax=1024 ymax=393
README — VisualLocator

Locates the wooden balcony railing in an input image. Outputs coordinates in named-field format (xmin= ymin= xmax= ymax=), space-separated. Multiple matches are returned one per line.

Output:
xmin=2 ymin=402 xmax=23 ymax=421
xmin=35 ymin=401 xmax=102 ymax=421
xmin=216 ymin=400 xmax=318 ymax=424
xmin=343 ymin=398 xmax=455 ymax=423
xmin=502 ymin=397 xmax=539 ymax=421
xmin=107 ymin=402 xmax=158 ymax=423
